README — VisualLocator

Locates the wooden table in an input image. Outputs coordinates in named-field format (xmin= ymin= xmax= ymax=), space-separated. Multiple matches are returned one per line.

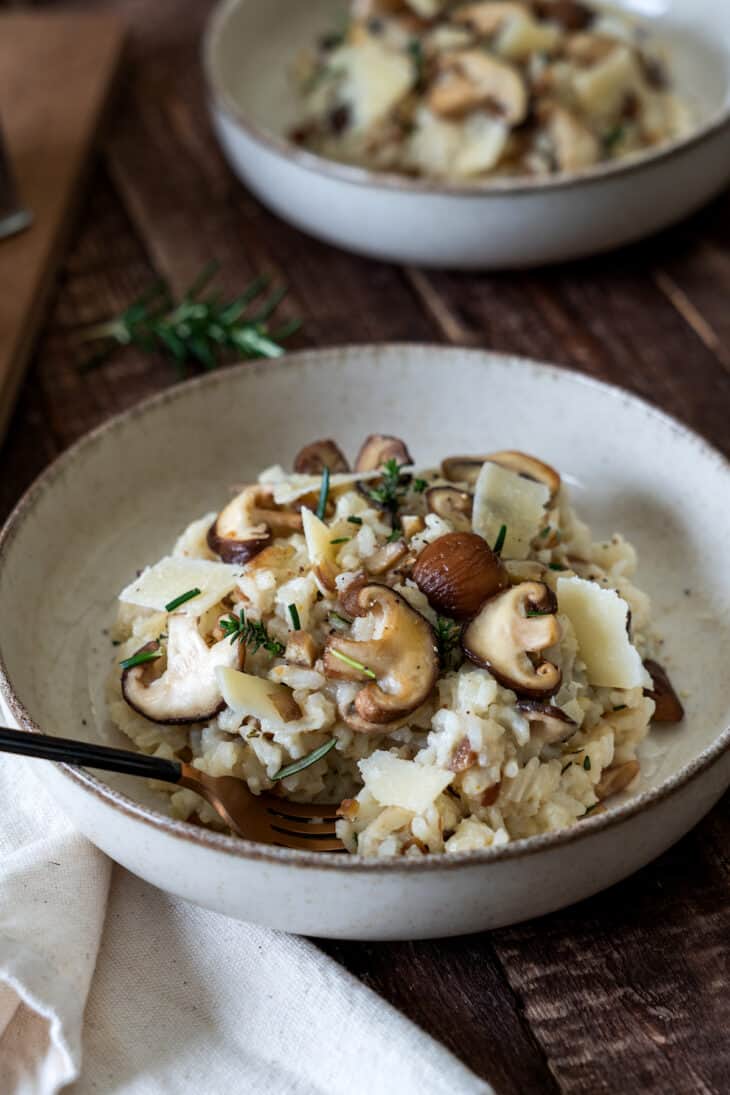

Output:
xmin=1 ymin=2 xmax=729 ymax=1091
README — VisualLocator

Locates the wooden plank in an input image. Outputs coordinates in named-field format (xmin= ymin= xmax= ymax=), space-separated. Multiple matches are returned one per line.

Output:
xmin=0 ymin=11 xmax=124 ymax=442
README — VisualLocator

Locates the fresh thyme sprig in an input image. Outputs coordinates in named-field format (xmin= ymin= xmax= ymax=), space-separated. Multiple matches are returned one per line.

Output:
xmin=435 ymin=617 xmax=462 ymax=671
xmin=272 ymin=738 xmax=337 ymax=781
xmin=221 ymin=611 xmax=285 ymax=657
xmin=365 ymin=458 xmax=412 ymax=529
xmin=76 ymin=263 xmax=301 ymax=373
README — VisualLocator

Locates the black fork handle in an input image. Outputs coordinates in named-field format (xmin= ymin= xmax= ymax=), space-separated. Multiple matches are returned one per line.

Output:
xmin=0 ymin=726 xmax=182 ymax=784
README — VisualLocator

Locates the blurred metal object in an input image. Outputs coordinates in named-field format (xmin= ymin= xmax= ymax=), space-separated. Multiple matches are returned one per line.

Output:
xmin=0 ymin=123 xmax=32 ymax=241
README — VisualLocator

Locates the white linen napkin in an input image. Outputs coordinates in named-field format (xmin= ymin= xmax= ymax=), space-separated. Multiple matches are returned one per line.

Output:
xmin=0 ymin=699 xmax=493 ymax=1095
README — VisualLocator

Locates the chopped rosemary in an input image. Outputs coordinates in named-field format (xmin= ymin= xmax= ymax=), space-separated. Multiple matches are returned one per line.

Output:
xmin=435 ymin=617 xmax=461 ymax=671
xmin=613 ymin=704 xmax=627 ymax=712
xmin=493 ymin=524 xmax=507 ymax=556
xmin=329 ymin=648 xmax=377 ymax=679
xmin=386 ymin=529 xmax=402 ymax=543
xmin=76 ymin=263 xmax=300 ymax=373
xmin=603 ymin=123 xmax=625 ymax=152
xmin=347 ymin=515 xmax=363 ymax=526
xmin=407 ymin=38 xmax=425 ymax=87
xmin=526 ymin=610 xmax=549 ymax=618
xmin=412 ymin=477 xmax=428 ymax=493
xmin=316 ymin=466 xmax=331 ymax=521
xmin=120 ymin=648 xmax=162 ymax=671
xmin=328 ymin=612 xmax=351 ymax=630
xmin=288 ymin=604 xmax=301 ymax=631
xmin=539 ymin=526 xmax=551 ymax=538
xmin=220 ymin=611 xmax=285 ymax=657
xmin=583 ymin=755 xmax=592 ymax=771
xmin=330 ymin=537 xmax=350 ymax=545
xmin=164 ymin=587 xmax=201 ymax=612
xmin=272 ymin=738 xmax=337 ymax=781
xmin=549 ymin=562 xmax=568 ymax=571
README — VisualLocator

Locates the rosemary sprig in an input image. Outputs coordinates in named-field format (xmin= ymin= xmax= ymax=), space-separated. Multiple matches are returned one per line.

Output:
xmin=272 ymin=738 xmax=337 ymax=781
xmin=493 ymin=524 xmax=508 ymax=556
xmin=220 ymin=611 xmax=284 ymax=657
xmin=76 ymin=263 xmax=300 ymax=373
xmin=435 ymin=617 xmax=461 ymax=671
xmin=316 ymin=467 xmax=331 ymax=520
xmin=365 ymin=458 xmax=411 ymax=528
xmin=288 ymin=604 xmax=301 ymax=630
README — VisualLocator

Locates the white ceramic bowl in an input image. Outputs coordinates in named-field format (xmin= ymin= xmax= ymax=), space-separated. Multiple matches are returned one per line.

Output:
xmin=1 ymin=346 xmax=729 ymax=940
xmin=204 ymin=0 xmax=730 ymax=270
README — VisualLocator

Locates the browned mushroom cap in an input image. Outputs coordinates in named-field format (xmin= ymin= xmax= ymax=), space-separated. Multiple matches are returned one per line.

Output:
xmin=207 ymin=485 xmax=302 ymax=565
xmin=293 ymin=439 xmax=350 ymax=475
xmin=413 ymin=531 xmax=509 ymax=619
xmin=354 ymin=435 xmax=413 ymax=473
xmin=462 ymin=581 xmax=562 ymax=697
xmin=441 ymin=451 xmax=561 ymax=501
xmin=517 ymin=699 xmax=576 ymax=743
xmin=323 ymin=582 xmax=439 ymax=729
xmin=643 ymin=659 xmax=684 ymax=723
xmin=428 ymin=50 xmax=528 ymax=124
xmin=425 ymin=486 xmax=473 ymax=524
xmin=122 ymin=616 xmax=244 ymax=725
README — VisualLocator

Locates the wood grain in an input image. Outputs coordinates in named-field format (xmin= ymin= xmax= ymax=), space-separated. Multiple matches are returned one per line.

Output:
xmin=0 ymin=11 xmax=124 ymax=441
xmin=1 ymin=1 xmax=729 ymax=1092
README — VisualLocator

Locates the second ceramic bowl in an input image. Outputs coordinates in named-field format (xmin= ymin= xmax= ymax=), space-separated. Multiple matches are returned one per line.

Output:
xmin=204 ymin=0 xmax=730 ymax=269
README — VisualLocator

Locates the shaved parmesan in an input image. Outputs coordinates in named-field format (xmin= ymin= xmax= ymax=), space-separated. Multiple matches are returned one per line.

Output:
xmin=259 ymin=468 xmax=382 ymax=507
xmin=472 ymin=462 xmax=550 ymax=559
xmin=119 ymin=557 xmax=241 ymax=615
xmin=573 ymin=46 xmax=640 ymax=121
xmin=302 ymin=508 xmax=336 ymax=568
xmin=359 ymin=751 xmax=453 ymax=814
xmin=408 ymin=109 xmax=509 ymax=179
xmin=496 ymin=14 xmax=560 ymax=61
xmin=336 ymin=38 xmax=414 ymax=132
xmin=557 ymin=576 xmax=648 ymax=689
xmin=216 ymin=668 xmax=300 ymax=728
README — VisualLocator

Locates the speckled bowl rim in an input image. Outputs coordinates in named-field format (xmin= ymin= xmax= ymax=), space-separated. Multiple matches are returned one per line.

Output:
xmin=1 ymin=345 xmax=729 ymax=873
xmin=203 ymin=0 xmax=730 ymax=199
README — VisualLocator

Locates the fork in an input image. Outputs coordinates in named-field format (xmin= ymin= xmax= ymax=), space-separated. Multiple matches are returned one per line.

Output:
xmin=0 ymin=727 xmax=344 ymax=851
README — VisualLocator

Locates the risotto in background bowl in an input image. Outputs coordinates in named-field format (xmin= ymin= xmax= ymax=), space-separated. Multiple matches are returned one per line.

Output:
xmin=1 ymin=345 xmax=729 ymax=939
xmin=204 ymin=0 xmax=730 ymax=268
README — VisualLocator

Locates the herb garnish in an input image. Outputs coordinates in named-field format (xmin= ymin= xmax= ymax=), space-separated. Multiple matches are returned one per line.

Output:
xmin=435 ymin=617 xmax=461 ymax=671
xmin=603 ymin=123 xmax=625 ymax=152
xmin=120 ymin=648 xmax=162 ymax=671
xmin=493 ymin=524 xmax=508 ymax=556
xmin=539 ymin=526 xmax=551 ymax=538
xmin=347 ymin=515 xmax=363 ymax=526
xmin=164 ymin=587 xmax=202 ymax=612
xmin=221 ymin=611 xmax=285 ymax=657
xmin=386 ymin=529 xmax=403 ymax=543
xmin=316 ymin=466 xmax=331 ymax=520
xmin=583 ymin=755 xmax=592 ymax=771
xmin=76 ymin=264 xmax=300 ymax=373
xmin=288 ymin=604 xmax=301 ymax=631
xmin=330 ymin=537 xmax=350 ymax=545
xmin=413 ymin=477 xmax=428 ymax=493
xmin=526 ymin=609 xmax=549 ymax=618
xmin=366 ymin=458 xmax=410 ymax=528
xmin=328 ymin=612 xmax=351 ymax=631
xmin=408 ymin=38 xmax=425 ymax=88
xmin=329 ymin=648 xmax=377 ymax=679
xmin=549 ymin=563 xmax=568 ymax=571
xmin=613 ymin=704 xmax=627 ymax=712
xmin=272 ymin=738 xmax=337 ymax=781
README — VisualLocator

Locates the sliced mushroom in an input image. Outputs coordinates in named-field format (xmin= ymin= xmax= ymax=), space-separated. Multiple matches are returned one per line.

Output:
xmin=484 ymin=450 xmax=561 ymax=502
xmin=122 ymin=615 xmax=244 ymax=725
xmin=285 ymin=632 xmax=319 ymax=668
xmin=452 ymin=2 xmax=530 ymax=36
xmin=462 ymin=581 xmax=562 ymax=697
xmin=323 ymin=582 xmax=439 ymax=728
xmin=541 ymin=103 xmax=600 ymax=172
xmin=517 ymin=699 xmax=576 ymax=743
xmin=365 ymin=538 xmax=409 ymax=575
xmin=401 ymin=514 xmax=426 ymax=539
xmin=595 ymin=759 xmax=640 ymax=800
xmin=354 ymin=434 xmax=413 ymax=473
xmin=428 ymin=50 xmax=528 ymax=124
xmin=413 ymin=531 xmax=508 ymax=619
xmin=441 ymin=451 xmax=561 ymax=501
xmin=293 ymin=439 xmax=350 ymax=475
xmin=449 ymin=736 xmax=478 ymax=772
xmin=643 ymin=659 xmax=684 ymax=723
xmin=426 ymin=486 xmax=473 ymax=526
xmin=207 ymin=485 xmax=302 ymax=565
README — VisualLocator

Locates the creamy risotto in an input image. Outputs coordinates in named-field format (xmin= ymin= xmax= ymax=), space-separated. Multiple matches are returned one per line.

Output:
xmin=109 ymin=436 xmax=683 ymax=857
xmin=290 ymin=0 xmax=692 ymax=181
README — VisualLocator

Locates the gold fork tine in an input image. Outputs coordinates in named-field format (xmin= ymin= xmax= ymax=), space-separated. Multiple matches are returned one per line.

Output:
xmin=269 ymin=833 xmax=346 ymax=853
xmin=267 ymin=817 xmax=339 ymax=836
xmin=262 ymin=797 xmax=341 ymax=821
